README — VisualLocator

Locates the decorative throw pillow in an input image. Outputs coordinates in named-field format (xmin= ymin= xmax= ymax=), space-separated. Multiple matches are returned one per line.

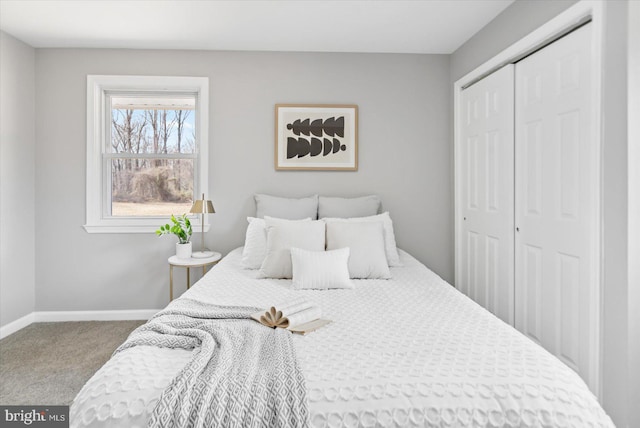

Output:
xmin=318 ymin=195 xmax=380 ymax=219
xmin=241 ymin=217 xmax=267 ymax=269
xmin=242 ymin=217 xmax=311 ymax=269
xmin=291 ymin=247 xmax=353 ymax=290
xmin=323 ymin=212 xmax=402 ymax=266
xmin=325 ymin=221 xmax=391 ymax=279
xmin=259 ymin=219 xmax=325 ymax=279
xmin=255 ymin=194 xmax=319 ymax=220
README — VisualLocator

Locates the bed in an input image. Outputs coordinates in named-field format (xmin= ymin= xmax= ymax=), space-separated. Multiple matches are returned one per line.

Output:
xmin=70 ymin=247 xmax=613 ymax=428
xmin=71 ymin=195 xmax=612 ymax=427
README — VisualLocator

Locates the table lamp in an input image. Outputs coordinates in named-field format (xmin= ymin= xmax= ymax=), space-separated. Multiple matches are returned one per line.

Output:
xmin=190 ymin=193 xmax=215 ymax=258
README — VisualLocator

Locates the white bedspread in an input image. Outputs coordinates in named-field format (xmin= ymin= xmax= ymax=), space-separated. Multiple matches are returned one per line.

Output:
xmin=71 ymin=248 xmax=613 ymax=428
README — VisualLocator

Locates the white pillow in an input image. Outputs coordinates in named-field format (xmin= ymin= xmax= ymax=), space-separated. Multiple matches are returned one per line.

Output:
xmin=325 ymin=221 xmax=391 ymax=279
xmin=259 ymin=219 xmax=325 ymax=279
xmin=318 ymin=195 xmax=380 ymax=219
xmin=291 ymin=247 xmax=353 ymax=290
xmin=241 ymin=217 xmax=267 ymax=269
xmin=323 ymin=212 xmax=402 ymax=266
xmin=255 ymin=194 xmax=318 ymax=219
xmin=241 ymin=216 xmax=311 ymax=269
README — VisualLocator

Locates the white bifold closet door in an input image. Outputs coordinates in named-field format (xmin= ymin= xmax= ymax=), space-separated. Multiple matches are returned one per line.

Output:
xmin=458 ymin=23 xmax=597 ymax=391
xmin=458 ymin=65 xmax=515 ymax=326
xmin=514 ymin=23 xmax=596 ymax=390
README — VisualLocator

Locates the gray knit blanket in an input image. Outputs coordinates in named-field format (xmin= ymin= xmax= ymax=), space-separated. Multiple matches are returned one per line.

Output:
xmin=115 ymin=298 xmax=309 ymax=428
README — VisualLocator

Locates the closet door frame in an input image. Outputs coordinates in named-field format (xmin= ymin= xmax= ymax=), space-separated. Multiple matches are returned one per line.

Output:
xmin=453 ymin=0 xmax=604 ymax=398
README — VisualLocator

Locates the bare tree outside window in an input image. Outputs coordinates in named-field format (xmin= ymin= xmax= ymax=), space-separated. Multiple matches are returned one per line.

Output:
xmin=109 ymin=95 xmax=196 ymax=216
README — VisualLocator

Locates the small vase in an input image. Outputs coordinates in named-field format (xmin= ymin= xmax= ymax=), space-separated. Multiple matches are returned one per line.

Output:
xmin=176 ymin=242 xmax=192 ymax=259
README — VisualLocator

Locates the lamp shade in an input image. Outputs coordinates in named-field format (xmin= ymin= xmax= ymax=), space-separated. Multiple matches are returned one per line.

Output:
xmin=190 ymin=193 xmax=215 ymax=259
xmin=190 ymin=194 xmax=215 ymax=214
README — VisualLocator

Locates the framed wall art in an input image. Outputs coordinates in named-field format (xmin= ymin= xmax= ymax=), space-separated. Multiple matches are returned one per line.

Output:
xmin=275 ymin=104 xmax=358 ymax=171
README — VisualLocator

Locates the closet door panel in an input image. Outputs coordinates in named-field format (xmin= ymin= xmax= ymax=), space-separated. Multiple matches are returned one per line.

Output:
xmin=514 ymin=24 xmax=594 ymax=388
xmin=458 ymin=65 xmax=515 ymax=325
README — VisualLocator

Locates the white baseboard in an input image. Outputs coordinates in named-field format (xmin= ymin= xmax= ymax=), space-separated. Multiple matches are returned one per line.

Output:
xmin=0 ymin=309 xmax=160 ymax=340
xmin=0 ymin=312 xmax=35 ymax=340
xmin=34 ymin=309 xmax=160 ymax=322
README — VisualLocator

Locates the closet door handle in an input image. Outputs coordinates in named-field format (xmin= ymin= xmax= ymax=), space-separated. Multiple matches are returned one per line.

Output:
xmin=516 ymin=227 xmax=520 ymax=232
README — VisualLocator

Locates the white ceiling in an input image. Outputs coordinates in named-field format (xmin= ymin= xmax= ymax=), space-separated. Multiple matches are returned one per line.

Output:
xmin=0 ymin=0 xmax=513 ymax=54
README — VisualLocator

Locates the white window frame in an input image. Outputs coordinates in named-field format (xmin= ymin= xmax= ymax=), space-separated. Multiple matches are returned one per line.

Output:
xmin=84 ymin=75 xmax=209 ymax=233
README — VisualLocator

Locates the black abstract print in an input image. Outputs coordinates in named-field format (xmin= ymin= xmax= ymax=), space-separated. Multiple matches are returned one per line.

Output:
xmin=286 ymin=117 xmax=346 ymax=159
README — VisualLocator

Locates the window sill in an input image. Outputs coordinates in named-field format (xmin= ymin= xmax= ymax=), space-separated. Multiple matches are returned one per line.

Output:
xmin=83 ymin=223 xmax=211 ymax=234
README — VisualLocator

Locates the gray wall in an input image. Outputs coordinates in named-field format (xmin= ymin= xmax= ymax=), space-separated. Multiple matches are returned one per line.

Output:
xmin=601 ymin=2 xmax=631 ymax=426
xmin=451 ymin=0 xmax=578 ymax=81
xmin=0 ymin=31 xmax=36 ymax=327
xmin=628 ymin=2 xmax=640 ymax=426
xmin=451 ymin=1 xmax=635 ymax=426
xmin=34 ymin=49 xmax=451 ymax=312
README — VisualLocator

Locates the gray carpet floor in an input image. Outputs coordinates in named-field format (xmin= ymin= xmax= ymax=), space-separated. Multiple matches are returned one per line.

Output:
xmin=0 ymin=320 xmax=144 ymax=405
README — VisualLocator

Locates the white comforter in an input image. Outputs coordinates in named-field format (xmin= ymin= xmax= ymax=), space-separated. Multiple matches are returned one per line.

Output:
xmin=71 ymin=248 xmax=613 ymax=428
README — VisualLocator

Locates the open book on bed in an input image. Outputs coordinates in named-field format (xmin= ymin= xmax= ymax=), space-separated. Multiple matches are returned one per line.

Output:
xmin=250 ymin=297 xmax=331 ymax=335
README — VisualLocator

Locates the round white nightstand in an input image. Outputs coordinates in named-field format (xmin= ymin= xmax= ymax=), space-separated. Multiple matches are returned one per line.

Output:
xmin=168 ymin=252 xmax=221 ymax=301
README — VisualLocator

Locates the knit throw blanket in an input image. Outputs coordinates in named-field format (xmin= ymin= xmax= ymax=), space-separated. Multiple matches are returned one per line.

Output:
xmin=115 ymin=298 xmax=309 ymax=428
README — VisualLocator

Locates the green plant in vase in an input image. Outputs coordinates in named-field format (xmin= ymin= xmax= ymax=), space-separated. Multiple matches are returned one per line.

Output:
xmin=156 ymin=214 xmax=193 ymax=243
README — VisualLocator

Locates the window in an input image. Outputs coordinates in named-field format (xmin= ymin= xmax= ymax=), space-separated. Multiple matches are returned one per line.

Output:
xmin=85 ymin=76 xmax=209 ymax=233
